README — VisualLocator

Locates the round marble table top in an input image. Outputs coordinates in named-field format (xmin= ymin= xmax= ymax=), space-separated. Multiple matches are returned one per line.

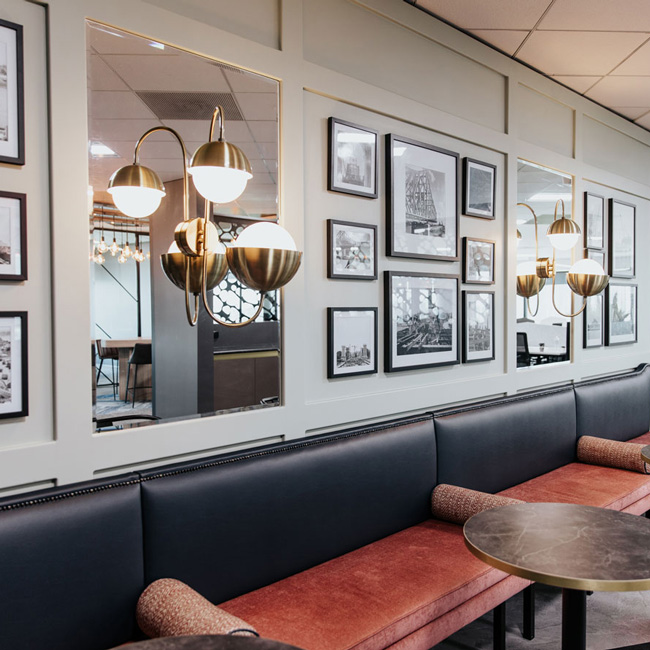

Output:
xmin=464 ymin=502 xmax=650 ymax=592
xmin=641 ymin=445 xmax=650 ymax=465
xmin=122 ymin=636 xmax=305 ymax=650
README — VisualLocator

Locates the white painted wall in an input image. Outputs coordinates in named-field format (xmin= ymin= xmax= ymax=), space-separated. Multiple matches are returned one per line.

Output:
xmin=0 ymin=0 xmax=649 ymax=491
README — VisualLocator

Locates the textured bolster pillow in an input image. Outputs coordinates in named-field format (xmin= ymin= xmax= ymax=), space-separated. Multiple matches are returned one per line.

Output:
xmin=137 ymin=579 xmax=258 ymax=639
xmin=431 ymin=484 xmax=524 ymax=525
xmin=577 ymin=435 xmax=647 ymax=474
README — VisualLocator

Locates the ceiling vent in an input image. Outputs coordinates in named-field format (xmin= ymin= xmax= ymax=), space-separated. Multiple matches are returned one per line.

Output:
xmin=136 ymin=91 xmax=244 ymax=121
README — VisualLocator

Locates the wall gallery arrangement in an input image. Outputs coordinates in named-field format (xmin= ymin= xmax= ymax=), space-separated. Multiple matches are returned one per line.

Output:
xmin=0 ymin=311 xmax=27 ymax=419
xmin=326 ymin=116 xmax=502 ymax=378
xmin=0 ymin=190 xmax=27 ymax=281
xmin=0 ymin=18 xmax=24 ymax=166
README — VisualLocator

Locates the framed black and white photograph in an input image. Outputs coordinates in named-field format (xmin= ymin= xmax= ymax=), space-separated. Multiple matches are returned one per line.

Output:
xmin=327 ymin=219 xmax=377 ymax=280
xmin=584 ymin=192 xmax=604 ymax=249
xmin=327 ymin=308 xmax=377 ymax=378
xmin=462 ymin=291 xmax=494 ymax=363
xmin=328 ymin=117 xmax=378 ymax=198
xmin=586 ymin=248 xmax=605 ymax=270
xmin=386 ymin=134 xmax=459 ymax=261
xmin=609 ymin=199 xmax=635 ymax=278
xmin=0 ymin=311 xmax=27 ymax=419
xmin=384 ymin=271 xmax=459 ymax=372
xmin=0 ymin=191 xmax=26 ymax=281
xmin=583 ymin=292 xmax=604 ymax=349
xmin=0 ymin=19 xmax=24 ymax=166
xmin=606 ymin=283 xmax=637 ymax=346
xmin=463 ymin=237 xmax=494 ymax=284
xmin=462 ymin=158 xmax=496 ymax=219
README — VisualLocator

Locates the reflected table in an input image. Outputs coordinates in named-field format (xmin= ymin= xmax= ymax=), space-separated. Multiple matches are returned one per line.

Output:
xmin=118 ymin=636 xmax=305 ymax=650
xmin=641 ymin=445 xmax=650 ymax=466
xmin=102 ymin=338 xmax=152 ymax=401
xmin=464 ymin=502 xmax=650 ymax=650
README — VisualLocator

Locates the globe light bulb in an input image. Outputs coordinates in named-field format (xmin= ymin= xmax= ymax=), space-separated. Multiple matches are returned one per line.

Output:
xmin=123 ymin=242 xmax=133 ymax=258
xmin=568 ymin=258 xmax=606 ymax=276
xmin=118 ymin=253 xmax=127 ymax=264
xmin=109 ymin=238 xmax=120 ymax=256
xmin=567 ymin=258 xmax=609 ymax=297
xmin=547 ymin=232 xmax=581 ymax=250
xmin=189 ymin=166 xmax=252 ymax=204
xmin=108 ymin=164 xmax=166 ymax=217
xmin=97 ymin=237 xmax=108 ymax=253
xmin=516 ymin=261 xmax=537 ymax=277
xmin=232 ymin=222 xmax=297 ymax=251
xmin=94 ymin=252 xmax=105 ymax=265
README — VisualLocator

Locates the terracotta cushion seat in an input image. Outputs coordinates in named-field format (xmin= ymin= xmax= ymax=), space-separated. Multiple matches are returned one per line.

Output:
xmin=499 ymin=461 xmax=650 ymax=514
xmin=220 ymin=519 xmax=528 ymax=650
xmin=629 ymin=431 xmax=650 ymax=445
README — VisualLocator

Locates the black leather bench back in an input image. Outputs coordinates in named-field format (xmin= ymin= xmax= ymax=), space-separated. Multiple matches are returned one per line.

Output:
xmin=0 ymin=474 xmax=144 ymax=650
xmin=433 ymin=387 xmax=577 ymax=493
xmin=139 ymin=416 xmax=436 ymax=604
xmin=575 ymin=364 xmax=650 ymax=441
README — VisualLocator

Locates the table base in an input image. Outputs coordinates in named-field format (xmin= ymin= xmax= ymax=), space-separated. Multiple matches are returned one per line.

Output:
xmin=562 ymin=588 xmax=586 ymax=650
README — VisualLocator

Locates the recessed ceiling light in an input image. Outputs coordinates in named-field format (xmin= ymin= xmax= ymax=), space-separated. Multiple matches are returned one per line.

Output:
xmin=149 ymin=41 xmax=165 ymax=50
xmin=528 ymin=192 xmax=572 ymax=202
xmin=90 ymin=142 xmax=118 ymax=157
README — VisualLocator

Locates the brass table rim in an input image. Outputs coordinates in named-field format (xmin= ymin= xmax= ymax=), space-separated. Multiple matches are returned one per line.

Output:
xmin=463 ymin=503 xmax=650 ymax=592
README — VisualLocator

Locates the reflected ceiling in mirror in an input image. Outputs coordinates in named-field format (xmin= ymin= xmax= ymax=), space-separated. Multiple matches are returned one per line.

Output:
xmin=87 ymin=21 xmax=281 ymax=432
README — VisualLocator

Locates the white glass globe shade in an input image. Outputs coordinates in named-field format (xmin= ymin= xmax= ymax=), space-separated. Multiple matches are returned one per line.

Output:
xmin=568 ymin=258 xmax=606 ymax=276
xmin=108 ymin=186 xmax=165 ymax=218
xmin=189 ymin=167 xmax=252 ymax=204
xmin=516 ymin=261 xmax=537 ymax=277
xmin=547 ymin=232 xmax=580 ymax=251
xmin=233 ymin=222 xmax=297 ymax=251
xmin=167 ymin=240 xmax=182 ymax=254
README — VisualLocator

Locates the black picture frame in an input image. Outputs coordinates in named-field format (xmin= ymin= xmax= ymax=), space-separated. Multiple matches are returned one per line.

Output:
xmin=0 ymin=19 xmax=25 ymax=166
xmin=462 ymin=158 xmax=496 ymax=219
xmin=326 ymin=219 xmax=377 ymax=280
xmin=605 ymin=283 xmax=637 ymax=346
xmin=386 ymin=133 xmax=459 ymax=261
xmin=327 ymin=307 xmax=378 ymax=378
xmin=327 ymin=117 xmax=378 ymax=199
xmin=609 ymin=198 xmax=635 ymax=278
xmin=584 ymin=192 xmax=605 ymax=250
xmin=462 ymin=291 xmax=495 ymax=363
xmin=0 ymin=191 xmax=27 ymax=281
xmin=583 ymin=292 xmax=604 ymax=349
xmin=0 ymin=311 xmax=28 ymax=419
xmin=384 ymin=271 xmax=459 ymax=372
xmin=463 ymin=237 xmax=495 ymax=284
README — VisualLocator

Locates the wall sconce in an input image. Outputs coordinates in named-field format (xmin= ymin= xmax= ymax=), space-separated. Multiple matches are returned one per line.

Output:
xmin=107 ymin=106 xmax=302 ymax=327
xmin=516 ymin=200 xmax=608 ymax=317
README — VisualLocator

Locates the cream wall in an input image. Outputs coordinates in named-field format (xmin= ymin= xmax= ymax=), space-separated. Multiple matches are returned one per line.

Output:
xmin=0 ymin=0 xmax=648 ymax=491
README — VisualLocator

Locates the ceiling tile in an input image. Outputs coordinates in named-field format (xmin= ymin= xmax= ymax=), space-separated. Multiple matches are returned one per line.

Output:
xmin=469 ymin=30 xmax=528 ymax=56
xmin=610 ymin=106 xmax=650 ymax=120
xmin=539 ymin=0 xmax=650 ymax=31
xmin=162 ymin=119 xmax=218 ymax=142
xmin=88 ymin=24 xmax=178 ymax=56
xmin=235 ymin=142 xmax=263 ymax=160
xmin=89 ymin=119 xmax=164 ymax=142
xmin=586 ymin=76 xmax=650 ymax=106
xmin=611 ymin=38 xmax=650 ymax=75
xmin=415 ymin=0 xmax=551 ymax=29
xmin=517 ymin=31 xmax=647 ymax=75
xmin=247 ymin=121 xmax=278 ymax=143
xmin=89 ymin=91 xmax=157 ymax=120
xmin=551 ymin=76 xmax=602 ymax=94
xmin=88 ymin=55 xmax=130 ymax=91
xmin=223 ymin=69 xmax=278 ymax=93
xmin=236 ymin=93 xmax=278 ymax=121
xmin=634 ymin=112 xmax=650 ymax=129
xmin=101 ymin=54 xmax=230 ymax=92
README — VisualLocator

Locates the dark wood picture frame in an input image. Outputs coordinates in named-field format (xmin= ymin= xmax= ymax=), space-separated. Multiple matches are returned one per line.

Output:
xmin=0 ymin=19 xmax=25 ymax=166
xmin=462 ymin=157 xmax=496 ymax=219
xmin=0 ymin=311 xmax=28 ymax=419
xmin=583 ymin=292 xmax=604 ymax=349
xmin=327 ymin=307 xmax=378 ymax=379
xmin=609 ymin=198 xmax=635 ymax=278
xmin=386 ymin=133 xmax=459 ymax=261
xmin=462 ymin=290 xmax=495 ymax=363
xmin=463 ymin=236 xmax=495 ymax=284
xmin=384 ymin=270 xmax=459 ymax=372
xmin=327 ymin=117 xmax=378 ymax=199
xmin=605 ymin=282 xmax=637 ymax=346
xmin=326 ymin=219 xmax=377 ymax=280
xmin=584 ymin=192 xmax=605 ymax=250
xmin=0 ymin=190 xmax=27 ymax=281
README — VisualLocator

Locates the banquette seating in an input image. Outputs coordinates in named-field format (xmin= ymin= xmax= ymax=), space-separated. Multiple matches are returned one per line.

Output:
xmin=2 ymin=364 xmax=650 ymax=650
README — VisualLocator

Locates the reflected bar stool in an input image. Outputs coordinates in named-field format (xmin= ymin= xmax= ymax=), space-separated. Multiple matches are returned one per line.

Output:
xmin=125 ymin=343 xmax=152 ymax=407
xmin=96 ymin=340 xmax=119 ymax=399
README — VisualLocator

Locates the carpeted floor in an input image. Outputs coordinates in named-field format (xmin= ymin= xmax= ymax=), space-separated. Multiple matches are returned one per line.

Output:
xmin=434 ymin=584 xmax=650 ymax=649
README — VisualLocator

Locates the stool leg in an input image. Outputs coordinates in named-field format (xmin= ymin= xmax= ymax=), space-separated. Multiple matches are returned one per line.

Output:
xmin=96 ymin=358 xmax=104 ymax=384
xmin=132 ymin=365 xmax=138 ymax=407
xmin=493 ymin=601 xmax=506 ymax=650
xmin=523 ymin=584 xmax=535 ymax=640
xmin=125 ymin=364 xmax=131 ymax=404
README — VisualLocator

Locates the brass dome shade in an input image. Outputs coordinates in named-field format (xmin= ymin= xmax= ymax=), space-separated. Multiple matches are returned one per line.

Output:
xmin=107 ymin=164 xmax=166 ymax=218
xmin=516 ymin=274 xmax=546 ymax=299
xmin=160 ymin=252 xmax=228 ymax=295
xmin=108 ymin=163 xmax=165 ymax=193
xmin=566 ymin=258 xmax=609 ymax=297
xmin=226 ymin=247 xmax=303 ymax=293
xmin=190 ymin=140 xmax=252 ymax=176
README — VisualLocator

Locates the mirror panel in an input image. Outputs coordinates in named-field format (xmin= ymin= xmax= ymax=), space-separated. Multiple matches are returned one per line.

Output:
xmin=87 ymin=21 xmax=281 ymax=430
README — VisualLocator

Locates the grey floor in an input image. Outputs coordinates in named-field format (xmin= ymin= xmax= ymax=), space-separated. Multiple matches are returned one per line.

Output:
xmin=434 ymin=584 xmax=650 ymax=650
